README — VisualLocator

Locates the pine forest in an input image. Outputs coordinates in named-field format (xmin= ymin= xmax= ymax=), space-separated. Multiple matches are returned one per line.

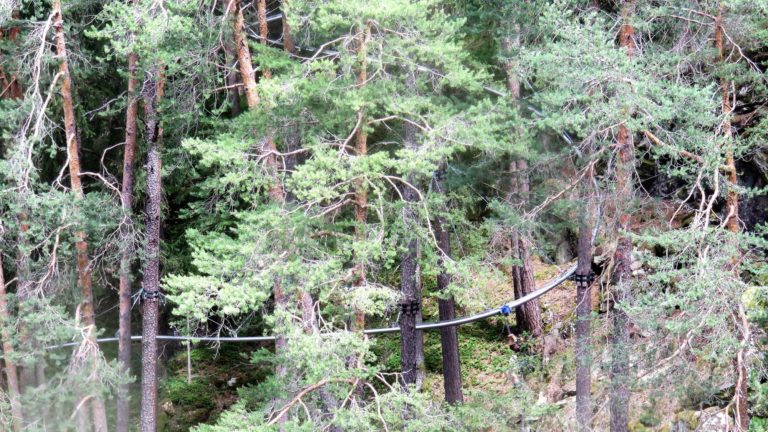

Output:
xmin=1 ymin=0 xmax=768 ymax=430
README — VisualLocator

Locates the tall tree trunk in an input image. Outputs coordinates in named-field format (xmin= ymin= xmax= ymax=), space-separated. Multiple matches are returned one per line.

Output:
xmin=510 ymin=161 xmax=542 ymax=337
xmin=139 ymin=66 xmax=164 ymax=432
xmin=0 ymin=11 xmax=23 ymax=100
xmin=229 ymin=0 xmax=259 ymax=108
xmin=610 ymin=3 xmax=635 ymax=430
xmin=0 ymin=256 xmax=24 ymax=431
xmin=52 ymin=1 xmax=109 ymax=430
xmin=715 ymin=7 xmax=748 ymax=430
xmin=399 ymin=107 xmax=425 ymax=389
xmin=281 ymin=7 xmax=315 ymax=334
xmin=501 ymin=32 xmax=542 ymax=338
xmin=116 ymin=38 xmax=140 ymax=432
xmin=433 ymin=166 xmax=463 ymax=404
xmin=575 ymin=223 xmax=594 ymax=432
xmin=224 ymin=40 xmax=241 ymax=118
xmin=15 ymin=213 xmax=35 ymax=390
xmin=352 ymin=22 xmax=371 ymax=332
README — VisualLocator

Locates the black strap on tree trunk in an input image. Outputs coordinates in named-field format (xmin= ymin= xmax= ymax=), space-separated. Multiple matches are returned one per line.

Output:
xmin=569 ymin=272 xmax=595 ymax=285
xmin=400 ymin=301 xmax=420 ymax=316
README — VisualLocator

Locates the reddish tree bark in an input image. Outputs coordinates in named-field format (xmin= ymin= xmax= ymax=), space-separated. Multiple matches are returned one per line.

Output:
xmin=352 ymin=22 xmax=371 ymax=332
xmin=139 ymin=66 xmax=164 ymax=432
xmin=52 ymin=1 xmax=109 ymax=429
xmin=715 ymin=6 xmax=749 ymax=430
xmin=0 ymin=255 xmax=24 ymax=431
xmin=229 ymin=0 xmax=259 ymax=108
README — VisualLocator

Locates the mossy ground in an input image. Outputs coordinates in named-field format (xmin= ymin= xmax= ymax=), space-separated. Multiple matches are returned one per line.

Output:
xmin=159 ymin=343 xmax=270 ymax=431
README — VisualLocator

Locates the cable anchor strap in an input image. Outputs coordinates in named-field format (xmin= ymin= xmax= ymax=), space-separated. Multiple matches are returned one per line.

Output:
xmin=400 ymin=301 xmax=420 ymax=316
xmin=141 ymin=289 xmax=165 ymax=303
xmin=568 ymin=272 xmax=595 ymax=285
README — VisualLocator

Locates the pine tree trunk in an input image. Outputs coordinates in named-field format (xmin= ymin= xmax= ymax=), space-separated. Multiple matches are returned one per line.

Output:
xmin=399 ymin=113 xmax=425 ymax=389
xmin=575 ymin=223 xmax=593 ymax=432
xmin=352 ymin=22 xmax=371 ymax=332
xmin=610 ymin=4 xmax=635 ymax=430
xmin=281 ymin=9 xmax=316 ymax=334
xmin=116 ymin=42 xmax=140 ymax=432
xmin=139 ymin=66 xmax=164 ymax=432
xmin=15 ymin=212 xmax=35 ymax=390
xmin=511 ymin=161 xmax=542 ymax=337
xmin=501 ymin=32 xmax=542 ymax=338
xmin=0 ymin=256 xmax=24 ymax=431
xmin=433 ymin=166 xmax=463 ymax=404
xmin=229 ymin=0 xmax=259 ymax=108
xmin=0 ymin=12 xmax=23 ymax=100
xmin=52 ymin=2 xmax=109 ymax=430
xmin=224 ymin=40 xmax=241 ymax=118
xmin=714 ymin=7 xmax=748 ymax=430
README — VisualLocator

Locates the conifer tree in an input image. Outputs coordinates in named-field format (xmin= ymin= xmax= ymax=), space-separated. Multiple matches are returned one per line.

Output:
xmin=52 ymin=0 xmax=110 ymax=428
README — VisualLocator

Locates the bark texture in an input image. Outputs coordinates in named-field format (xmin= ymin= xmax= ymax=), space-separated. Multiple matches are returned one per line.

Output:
xmin=53 ymin=1 xmax=109 ymax=429
xmin=575 ymin=224 xmax=593 ymax=432
xmin=610 ymin=3 xmax=635 ymax=430
xmin=433 ymin=166 xmax=463 ymax=404
xmin=352 ymin=22 xmax=371 ymax=331
xmin=509 ymin=161 xmax=542 ymax=337
xmin=139 ymin=68 xmax=164 ymax=432
xmin=230 ymin=0 xmax=259 ymax=108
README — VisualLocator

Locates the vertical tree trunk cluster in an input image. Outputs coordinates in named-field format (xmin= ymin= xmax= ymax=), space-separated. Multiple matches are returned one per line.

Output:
xmin=53 ymin=1 xmax=110 ymax=429
xmin=432 ymin=165 xmax=464 ymax=404
xmin=139 ymin=65 xmax=165 ymax=432
xmin=610 ymin=2 xmax=635 ymax=430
